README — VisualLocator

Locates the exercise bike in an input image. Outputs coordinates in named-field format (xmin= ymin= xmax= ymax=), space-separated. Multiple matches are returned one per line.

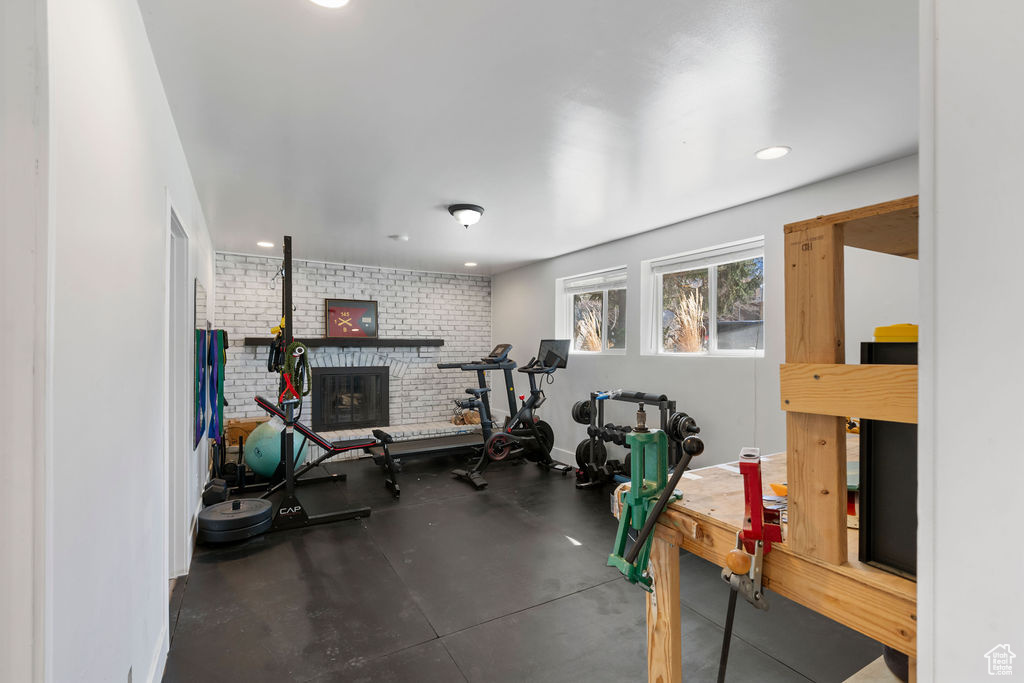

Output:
xmin=368 ymin=344 xmax=514 ymax=495
xmin=452 ymin=339 xmax=574 ymax=486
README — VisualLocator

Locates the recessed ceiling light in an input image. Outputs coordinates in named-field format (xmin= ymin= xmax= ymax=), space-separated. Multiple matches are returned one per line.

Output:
xmin=464 ymin=262 xmax=478 ymax=268
xmin=309 ymin=0 xmax=349 ymax=7
xmin=257 ymin=241 xmax=275 ymax=248
xmin=388 ymin=234 xmax=410 ymax=242
xmin=755 ymin=146 xmax=791 ymax=160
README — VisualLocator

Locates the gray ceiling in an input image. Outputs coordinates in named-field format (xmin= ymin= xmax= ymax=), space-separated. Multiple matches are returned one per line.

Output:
xmin=139 ymin=0 xmax=917 ymax=274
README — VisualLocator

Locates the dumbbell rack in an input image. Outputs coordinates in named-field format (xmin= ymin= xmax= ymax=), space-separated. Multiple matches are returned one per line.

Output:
xmin=572 ymin=391 xmax=699 ymax=489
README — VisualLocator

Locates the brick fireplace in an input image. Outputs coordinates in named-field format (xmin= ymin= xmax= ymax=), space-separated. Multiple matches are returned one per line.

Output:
xmin=311 ymin=366 xmax=389 ymax=431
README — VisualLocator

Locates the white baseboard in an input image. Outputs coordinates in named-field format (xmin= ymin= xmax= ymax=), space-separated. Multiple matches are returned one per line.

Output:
xmin=553 ymin=446 xmax=575 ymax=461
xmin=144 ymin=622 xmax=169 ymax=683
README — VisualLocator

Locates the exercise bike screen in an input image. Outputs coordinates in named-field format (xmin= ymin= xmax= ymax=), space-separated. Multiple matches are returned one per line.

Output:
xmin=537 ymin=339 xmax=570 ymax=368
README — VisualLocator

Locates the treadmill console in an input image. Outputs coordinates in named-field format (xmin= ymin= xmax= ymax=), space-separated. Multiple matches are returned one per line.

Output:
xmin=486 ymin=343 xmax=513 ymax=362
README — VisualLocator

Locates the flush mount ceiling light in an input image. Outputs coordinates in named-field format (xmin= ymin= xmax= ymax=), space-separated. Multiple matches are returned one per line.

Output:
xmin=257 ymin=241 xmax=275 ymax=248
xmin=388 ymin=234 xmax=410 ymax=242
xmin=448 ymin=204 xmax=484 ymax=228
xmin=755 ymin=145 xmax=791 ymax=160
xmin=309 ymin=0 xmax=349 ymax=7
xmin=464 ymin=262 xmax=478 ymax=267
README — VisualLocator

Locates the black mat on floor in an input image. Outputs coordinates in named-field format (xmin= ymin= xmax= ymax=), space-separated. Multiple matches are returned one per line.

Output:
xmin=366 ymin=487 xmax=616 ymax=635
xmin=165 ymin=455 xmax=881 ymax=682
xmin=166 ymin=522 xmax=435 ymax=682
xmin=305 ymin=640 xmax=466 ymax=683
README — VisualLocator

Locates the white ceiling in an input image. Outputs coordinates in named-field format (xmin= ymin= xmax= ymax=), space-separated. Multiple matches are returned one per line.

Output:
xmin=139 ymin=0 xmax=917 ymax=274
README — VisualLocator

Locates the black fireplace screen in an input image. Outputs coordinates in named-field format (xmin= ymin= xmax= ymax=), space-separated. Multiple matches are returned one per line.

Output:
xmin=311 ymin=367 xmax=389 ymax=431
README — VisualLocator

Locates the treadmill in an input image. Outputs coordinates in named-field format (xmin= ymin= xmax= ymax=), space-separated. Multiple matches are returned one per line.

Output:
xmin=365 ymin=343 xmax=518 ymax=498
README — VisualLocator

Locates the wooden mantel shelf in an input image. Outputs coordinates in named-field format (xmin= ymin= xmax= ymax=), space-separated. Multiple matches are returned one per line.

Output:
xmin=243 ymin=337 xmax=444 ymax=348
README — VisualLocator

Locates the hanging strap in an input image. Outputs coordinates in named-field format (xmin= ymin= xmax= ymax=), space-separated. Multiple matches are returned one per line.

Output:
xmin=207 ymin=330 xmax=227 ymax=443
xmin=194 ymin=329 xmax=207 ymax=448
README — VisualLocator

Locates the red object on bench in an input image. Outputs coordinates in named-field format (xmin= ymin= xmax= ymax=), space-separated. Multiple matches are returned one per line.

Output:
xmin=739 ymin=452 xmax=784 ymax=555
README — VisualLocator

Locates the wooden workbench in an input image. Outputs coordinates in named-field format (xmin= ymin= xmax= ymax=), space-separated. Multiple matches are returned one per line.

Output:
xmin=644 ymin=197 xmax=920 ymax=681
xmin=644 ymin=438 xmax=917 ymax=681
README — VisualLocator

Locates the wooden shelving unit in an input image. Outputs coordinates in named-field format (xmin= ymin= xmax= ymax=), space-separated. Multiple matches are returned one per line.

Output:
xmin=780 ymin=195 xmax=918 ymax=565
xmin=646 ymin=195 xmax=920 ymax=682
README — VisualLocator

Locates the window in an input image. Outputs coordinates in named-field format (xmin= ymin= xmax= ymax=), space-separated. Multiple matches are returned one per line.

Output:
xmin=557 ymin=267 xmax=627 ymax=353
xmin=644 ymin=238 xmax=764 ymax=356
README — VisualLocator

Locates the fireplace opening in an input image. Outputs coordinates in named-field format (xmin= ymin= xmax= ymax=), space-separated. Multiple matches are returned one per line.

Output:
xmin=311 ymin=366 xmax=389 ymax=431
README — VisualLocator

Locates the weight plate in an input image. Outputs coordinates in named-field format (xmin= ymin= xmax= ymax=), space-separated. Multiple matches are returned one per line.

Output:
xmin=198 ymin=516 xmax=273 ymax=544
xmin=574 ymin=440 xmax=591 ymax=468
xmin=571 ymin=400 xmax=591 ymax=425
xmin=198 ymin=498 xmax=273 ymax=532
xmin=574 ymin=439 xmax=607 ymax=469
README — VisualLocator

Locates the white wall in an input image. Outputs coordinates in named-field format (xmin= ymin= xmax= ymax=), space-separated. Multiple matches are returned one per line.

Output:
xmin=1 ymin=1 xmax=49 ymax=681
xmin=46 ymin=0 xmax=214 ymax=681
xmin=492 ymin=156 xmax=919 ymax=468
xmin=918 ymin=0 xmax=1024 ymax=678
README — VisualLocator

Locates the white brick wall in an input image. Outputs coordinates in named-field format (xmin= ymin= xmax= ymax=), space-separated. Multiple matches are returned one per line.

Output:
xmin=216 ymin=252 xmax=492 ymax=426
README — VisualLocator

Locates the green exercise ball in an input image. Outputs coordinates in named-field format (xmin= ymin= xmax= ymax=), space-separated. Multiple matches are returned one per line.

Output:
xmin=244 ymin=418 xmax=309 ymax=479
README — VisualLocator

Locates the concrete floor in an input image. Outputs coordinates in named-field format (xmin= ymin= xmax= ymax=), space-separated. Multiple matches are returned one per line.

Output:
xmin=165 ymin=453 xmax=885 ymax=682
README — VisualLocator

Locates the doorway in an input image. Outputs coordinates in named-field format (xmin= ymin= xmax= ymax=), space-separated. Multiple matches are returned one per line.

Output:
xmin=168 ymin=210 xmax=190 ymax=577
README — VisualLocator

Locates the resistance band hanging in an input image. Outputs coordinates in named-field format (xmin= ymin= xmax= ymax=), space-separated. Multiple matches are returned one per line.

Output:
xmin=194 ymin=329 xmax=207 ymax=449
xmin=267 ymin=316 xmax=286 ymax=373
xmin=278 ymin=341 xmax=311 ymax=407
xmin=207 ymin=329 xmax=228 ymax=444
xmin=284 ymin=341 xmax=311 ymax=395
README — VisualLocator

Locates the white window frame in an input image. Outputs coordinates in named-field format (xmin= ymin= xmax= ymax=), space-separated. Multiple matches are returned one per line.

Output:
xmin=641 ymin=237 xmax=765 ymax=357
xmin=556 ymin=266 xmax=628 ymax=355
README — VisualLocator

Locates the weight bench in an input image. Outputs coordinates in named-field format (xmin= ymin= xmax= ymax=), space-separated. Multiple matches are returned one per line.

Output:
xmin=254 ymin=395 xmax=384 ymax=499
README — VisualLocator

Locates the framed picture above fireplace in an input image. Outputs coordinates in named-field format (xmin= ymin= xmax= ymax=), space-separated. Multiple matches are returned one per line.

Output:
xmin=325 ymin=298 xmax=379 ymax=339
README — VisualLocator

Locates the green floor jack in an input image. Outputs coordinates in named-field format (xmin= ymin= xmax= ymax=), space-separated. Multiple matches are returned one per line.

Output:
xmin=607 ymin=403 xmax=705 ymax=589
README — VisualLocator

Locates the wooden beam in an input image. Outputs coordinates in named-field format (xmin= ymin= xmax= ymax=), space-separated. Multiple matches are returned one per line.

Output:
xmin=653 ymin=516 xmax=917 ymax=656
xmin=784 ymin=223 xmax=848 ymax=564
xmin=786 ymin=414 xmax=848 ymax=563
xmin=785 ymin=196 xmax=917 ymax=235
xmin=783 ymin=223 xmax=845 ymax=363
xmin=780 ymin=363 xmax=918 ymax=424
xmin=647 ymin=535 xmax=681 ymax=683
xmin=785 ymin=196 xmax=918 ymax=259
xmin=841 ymin=205 xmax=919 ymax=259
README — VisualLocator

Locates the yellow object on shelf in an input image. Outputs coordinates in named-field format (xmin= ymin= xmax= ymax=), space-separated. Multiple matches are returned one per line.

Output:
xmin=769 ymin=483 xmax=788 ymax=496
xmin=873 ymin=323 xmax=918 ymax=342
